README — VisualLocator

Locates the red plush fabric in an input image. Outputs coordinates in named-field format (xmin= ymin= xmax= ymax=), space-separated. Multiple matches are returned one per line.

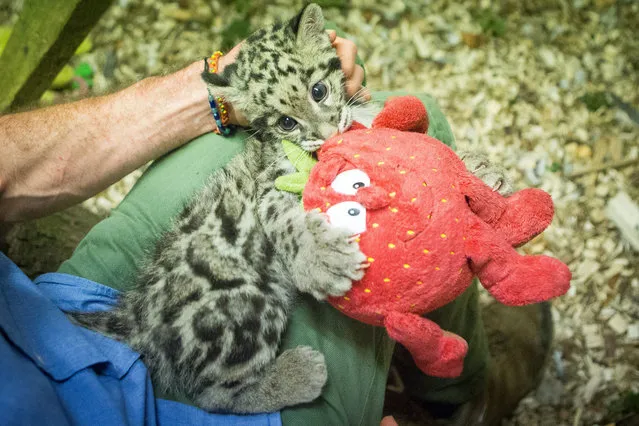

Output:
xmin=302 ymin=96 xmax=571 ymax=378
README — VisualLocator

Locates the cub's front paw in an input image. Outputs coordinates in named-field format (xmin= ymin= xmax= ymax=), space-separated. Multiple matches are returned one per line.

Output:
xmin=298 ymin=211 xmax=368 ymax=300
xmin=459 ymin=150 xmax=514 ymax=196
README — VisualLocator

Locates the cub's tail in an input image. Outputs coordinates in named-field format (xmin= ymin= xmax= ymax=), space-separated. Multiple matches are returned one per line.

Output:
xmin=68 ymin=309 xmax=132 ymax=341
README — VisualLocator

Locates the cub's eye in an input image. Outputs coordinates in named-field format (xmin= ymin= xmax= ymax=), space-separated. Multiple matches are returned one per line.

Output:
xmin=331 ymin=169 xmax=370 ymax=195
xmin=311 ymin=82 xmax=328 ymax=102
xmin=279 ymin=116 xmax=298 ymax=131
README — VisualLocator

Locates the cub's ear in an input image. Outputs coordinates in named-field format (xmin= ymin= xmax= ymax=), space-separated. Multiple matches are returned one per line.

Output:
xmin=201 ymin=61 xmax=241 ymax=109
xmin=201 ymin=60 xmax=237 ymax=88
xmin=289 ymin=3 xmax=325 ymax=44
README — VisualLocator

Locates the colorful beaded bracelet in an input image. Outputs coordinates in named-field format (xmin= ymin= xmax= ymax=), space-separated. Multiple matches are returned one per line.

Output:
xmin=204 ymin=51 xmax=234 ymax=136
xmin=207 ymin=92 xmax=233 ymax=136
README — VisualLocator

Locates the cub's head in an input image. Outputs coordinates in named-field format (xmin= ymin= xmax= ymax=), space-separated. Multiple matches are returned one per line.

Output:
xmin=202 ymin=4 xmax=356 ymax=152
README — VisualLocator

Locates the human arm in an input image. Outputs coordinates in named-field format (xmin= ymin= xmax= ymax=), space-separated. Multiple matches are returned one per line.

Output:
xmin=0 ymin=32 xmax=365 ymax=223
xmin=0 ymin=60 xmax=234 ymax=222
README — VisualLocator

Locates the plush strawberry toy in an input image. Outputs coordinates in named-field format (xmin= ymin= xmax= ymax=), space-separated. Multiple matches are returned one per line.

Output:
xmin=289 ymin=96 xmax=571 ymax=378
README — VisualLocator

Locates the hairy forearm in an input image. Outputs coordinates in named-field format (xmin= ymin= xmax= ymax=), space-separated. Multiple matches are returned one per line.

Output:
xmin=0 ymin=61 xmax=214 ymax=222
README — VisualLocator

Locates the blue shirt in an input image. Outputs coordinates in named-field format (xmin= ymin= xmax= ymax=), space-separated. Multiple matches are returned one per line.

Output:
xmin=0 ymin=252 xmax=281 ymax=426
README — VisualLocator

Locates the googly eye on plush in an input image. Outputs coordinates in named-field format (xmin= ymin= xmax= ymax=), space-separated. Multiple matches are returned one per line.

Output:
xmin=326 ymin=201 xmax=367 ymax=235
xmin=279 ymin=116 xmax=298 ymax=131
xmin=311 ymin=82 xmax=328 ymax=102
xmin=331 ymin=169 xmax=370 ymax=195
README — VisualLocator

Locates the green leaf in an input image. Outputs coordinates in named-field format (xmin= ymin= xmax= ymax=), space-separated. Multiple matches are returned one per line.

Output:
xmin=275 ymin=172 xmax=310 ymax=195
xmin=281 ymin=140 xmax=318 ymax=174
xmin=74 ymin=62 xmax=93 ymax=78
xmin=221 ymin=18 xmax=253 ymax=51
xmin=475 ymin=8 xmax=506 ymax=37
xmin=579 ymin=91 xmax=613 ymax=112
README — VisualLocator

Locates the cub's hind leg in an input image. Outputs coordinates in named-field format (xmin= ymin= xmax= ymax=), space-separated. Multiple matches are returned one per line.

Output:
xmin=193 ymin=345 xmax=327 ymax=414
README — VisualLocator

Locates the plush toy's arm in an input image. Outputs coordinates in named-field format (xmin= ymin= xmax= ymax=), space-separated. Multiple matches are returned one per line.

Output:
xmin=460 ymin=172 xmax=555 ymax=247
xmin=384 ymin=311 xmax=468 ymax=378
xmin=464 ymin=215 xmax=571 ymax=305
xmin=459 ymin=172 xmax=509 ymax=224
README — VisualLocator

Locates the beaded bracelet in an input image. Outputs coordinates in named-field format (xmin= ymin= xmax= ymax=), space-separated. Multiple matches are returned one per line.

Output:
xmin=204 ymin=51 xmax=234 ymax=136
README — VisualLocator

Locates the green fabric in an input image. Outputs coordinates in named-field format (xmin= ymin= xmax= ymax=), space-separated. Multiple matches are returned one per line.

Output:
xmin=58 ymin=91 xmax=486 ymax=425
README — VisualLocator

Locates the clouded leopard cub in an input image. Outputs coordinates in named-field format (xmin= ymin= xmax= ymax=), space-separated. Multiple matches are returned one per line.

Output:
xmin=71 ymin=4 xmax=369 ymax=414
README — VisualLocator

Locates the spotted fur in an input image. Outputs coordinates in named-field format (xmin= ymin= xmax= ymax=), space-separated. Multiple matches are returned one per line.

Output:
xmin=70 ymin=4 xmax=368 ymax=413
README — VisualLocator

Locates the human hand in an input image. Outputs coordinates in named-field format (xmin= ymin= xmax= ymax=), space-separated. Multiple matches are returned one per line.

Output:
xmin=326 ymin=30 xmax=371 ymax=103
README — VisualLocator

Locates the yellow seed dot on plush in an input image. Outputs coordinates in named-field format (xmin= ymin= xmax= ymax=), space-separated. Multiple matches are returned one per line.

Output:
xmin=338 ymin=304 xmax=344 ymax=309
xmin=407 ymin=230 xmax=415 ymax=236
xmin=326 ymin=202 xmax=331 ymax=207
xmin=378 ymin=161 xmax=385 ymax=166
xmin=386 ymin=147 xmax=391 ymax=151
xmin=423 ymin=249 xmax=430 ymax=254
xmin=366 ymin=130 xmax=372 ymax=134
xmin=441 ymin=198 xmax=447 ymax=203
xmin=411 ymin=198 xmax=417 ymax=203
xmin=427 ymin=214 xmax=432 ymax=219
xmin=423 ymin=182 xmax=428 ymax=186
xmin=396 ymin=295 xmax=402 ymax=299
xmin=410 ymin=304 xmax=416 ymax=308
xmin=455 ymin=218 xmax=460 ymax=223
xmin=337 ymin=139 xmax=343 ymax=144
xmin=416 ymin=281 xmax=423 ymax=285
xmin=390 ymin=207 xmax=398 ymax=213
xmin=344 ymin=296 xmax=350 ymax=301
xmin=320 ymin=186 xmax=326 ymax=191
xmin=383 ymin=278 xmax=391 ymax=283
xmin=432 ymin=168 xmax=438 ymax=172
xmin=451 ymin=184 xmax=456 ymax=189
xmin=372 ymin=223 xmax=380 ymax=228
xmin=399 ymin=170 xmax=406 ymax=174
xmin=463 ymin=236 xmax=467 ymax=240
xmin=441 ymin=233 xmax=447 ymax=239
xmin=367 ymin=257 xmax=375 ymax=263
xmin=355 ymin=237 xmax=360 ymax=243
xmin=388 ymin=243 xmax=396 ymax=249
xmin=389 ymin=192 xmax=396 ymax=197
xmin=354 ymin=154 xmax=360 ymax=158
xmin=410 ymin=156 xmax=415 ymax=159
xmin=404 ymin=264 xmax=410 ymax=269
xmin=450 ymin=251 xmax=455 ymax=255
xmin=364 ymin=288 xmax=371 ymax=293
xmin=391 ymin=135 xmax=397 ymax=139
xmin=435 ymin=266 xmax=440 ymax=271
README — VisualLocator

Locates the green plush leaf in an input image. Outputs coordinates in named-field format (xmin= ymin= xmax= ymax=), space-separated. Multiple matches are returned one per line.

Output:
xmin=275 ymin=172 xmax=309 ymax=195
xmin=281 ymin=140 xmax=318 ymax=174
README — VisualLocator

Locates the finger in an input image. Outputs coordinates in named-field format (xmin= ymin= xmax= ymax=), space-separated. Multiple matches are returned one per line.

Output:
xmin=326 ymin=29 xmax=337 ymax=43
xmin=345 ymin=65 xmax=365 ymax=98
xmin=333 ymin=37 xmax=357 ymax=78
xmin=380 ymin=416 xmax=398 ymax=426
